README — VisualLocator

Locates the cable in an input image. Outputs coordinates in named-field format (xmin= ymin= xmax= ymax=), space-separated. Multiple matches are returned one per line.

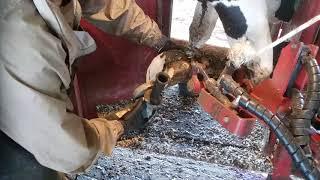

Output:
xmin=289 ymin=55 xmax=320 ymax=161
xmin=219 ymin=75 xmax=320 ymax=180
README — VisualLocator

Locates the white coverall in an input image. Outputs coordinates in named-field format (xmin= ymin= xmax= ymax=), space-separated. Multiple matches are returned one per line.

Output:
xmin=0 ymin=0 xmax=166 ymax=174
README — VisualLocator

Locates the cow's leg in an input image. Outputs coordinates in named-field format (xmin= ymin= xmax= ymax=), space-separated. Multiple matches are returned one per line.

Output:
xmin=189 ymin=1 xmax=218 ymax=48
xmin=242 ymin=1 xmax=273 ymax=83
xmin=245 ymin=22 xmax=273 ymax=84
xmin=267 ymin=0 xmax=282 ymax=20
xmin=213 ymin=0 xmax=273 ymax=83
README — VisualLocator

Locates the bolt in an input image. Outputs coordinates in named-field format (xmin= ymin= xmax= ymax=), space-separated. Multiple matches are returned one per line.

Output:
xmin=291 ymin=44 xmax=297 ymax=49
xmin=223 ymin=117 xmax=230 ymax=124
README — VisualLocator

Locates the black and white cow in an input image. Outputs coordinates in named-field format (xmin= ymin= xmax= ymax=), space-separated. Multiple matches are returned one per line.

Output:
xmin=190 ymin=0 xmax=296 ymax=83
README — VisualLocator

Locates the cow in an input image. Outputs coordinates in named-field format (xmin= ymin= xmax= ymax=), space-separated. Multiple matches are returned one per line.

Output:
xmin=190 ymin=0 xmax=296 ymax=83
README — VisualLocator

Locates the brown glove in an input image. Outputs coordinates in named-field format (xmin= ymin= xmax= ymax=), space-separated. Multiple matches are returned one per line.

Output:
xmin=74 ymin=106 xmax=154 ymax=174
xmin=80 ymin=101 xmax=153 ymax=160
xmin=84 ymin=118 xmax=124 ymax=156
xmin=120 ymin=98 xmax=155 ymax=133
xmin=157 ymin=36 xmax=185 ymax=54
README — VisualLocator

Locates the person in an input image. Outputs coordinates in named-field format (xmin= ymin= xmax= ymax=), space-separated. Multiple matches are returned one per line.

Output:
xmin=0 ymin=0 xmax=176 ymax=178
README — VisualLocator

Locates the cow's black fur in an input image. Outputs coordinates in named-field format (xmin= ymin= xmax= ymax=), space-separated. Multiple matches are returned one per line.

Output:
xmin=275 ymin=0 xmax=296 ymax=22
xmin=197 ymin=0 xmax=297 ymax=38
xmin=214 ymin=3 xmax=248 ymax=39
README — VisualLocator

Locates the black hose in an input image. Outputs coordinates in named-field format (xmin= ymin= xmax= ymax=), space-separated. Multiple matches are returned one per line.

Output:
xmin=280 ymin=89 xmax=304 ymax=128
xmin=289 ymin=55 xmax=320 ymax=161
xmin=219 ymin=75 xmax=320 ymax=180
xmin=122 ymin=98 xmax=155 ymax=132
xmin=236 ymin=95 xmax=320 ymax=180
xmin=150 ymin=72 xmax=170 ymax=105
xmin=303 ymin=56 xmax=320 ymax=117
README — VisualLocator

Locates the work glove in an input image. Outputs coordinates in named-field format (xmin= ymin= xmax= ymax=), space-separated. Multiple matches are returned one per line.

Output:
xmin=156 ymin=36 xmax=185 ymax=54
xmin=119 ymin=98 xmax=155 ymax=133
xmin=83 ymin=118 xmax=124 ymax=156
xmin=72 ymin=102 xmax=154 ymax=174
xmin=101 ymin=98 xmax=155 ymax=131
xmin=158 ymin=39 xmax=182 ymax=54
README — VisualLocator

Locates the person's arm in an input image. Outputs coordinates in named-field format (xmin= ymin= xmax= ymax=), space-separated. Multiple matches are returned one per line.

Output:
xmin=80 ymin=0 xmax=168 ymax=51
xmin=0 ymin=1 xmax=125 ymax=174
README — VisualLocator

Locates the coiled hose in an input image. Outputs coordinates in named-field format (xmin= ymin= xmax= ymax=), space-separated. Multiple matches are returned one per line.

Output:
xmin=220 ymin=75 xmax=320 ymax=180
xmin=291 ymin=89 xmax=304 ymax=112
xmin=289 ymin=55 xmax=320 ymax=161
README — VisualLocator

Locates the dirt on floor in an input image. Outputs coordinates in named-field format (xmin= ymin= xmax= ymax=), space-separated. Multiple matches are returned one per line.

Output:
xmin=79 ymin=85 xmax=272 ymax=180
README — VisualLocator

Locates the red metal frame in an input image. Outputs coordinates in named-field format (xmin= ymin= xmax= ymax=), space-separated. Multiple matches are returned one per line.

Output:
xmin=249 ymin=43 xmax=303 ymax=113
xmin=267 ymin=44 xmax=319 ymax=179
xmin=270 ymin=1 xmax=320 ymax=178
xmin=198 ymin=89 xmax=256 ymax=137
xmin=196 ymin=39 xmax=320 ymax=180
xmin=196 ymin=42 xmax=308 ymax=138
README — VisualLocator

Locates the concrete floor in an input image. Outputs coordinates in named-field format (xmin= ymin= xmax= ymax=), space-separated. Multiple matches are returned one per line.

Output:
xmin=79 ymin=86 xmax=272 ymax=180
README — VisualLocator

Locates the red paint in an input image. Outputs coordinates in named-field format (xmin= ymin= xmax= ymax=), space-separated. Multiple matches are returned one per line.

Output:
xmin=292 ymin=0 xmax=320 ymax=45
xmin=250 ymin=79 xmax=285 ymax=113
xmin=194 ymin=1 xmax=320 ymax=177
xmin=245 ymin=43 xmax=301 ymax=114
xmin=253 ymin=43 xmax=319 ymax=179
xmin=270 ymin=43 xmax=302 ymax=96
xmin=187 ymin=75 xmax=203 ymax=94
xmin=271 ymin=146 xmax=293 ymax=180
xmin=197 ymin=42 xmax=320 ymax=178
xmin=198 ymin=89 xmax=256 ymax=137
xmin=268 ymin=0 xmax=320 ymax=176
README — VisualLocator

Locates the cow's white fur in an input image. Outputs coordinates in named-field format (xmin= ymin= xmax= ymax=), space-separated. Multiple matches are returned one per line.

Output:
xmin=190 ymin=0 xmax=281 ymax=83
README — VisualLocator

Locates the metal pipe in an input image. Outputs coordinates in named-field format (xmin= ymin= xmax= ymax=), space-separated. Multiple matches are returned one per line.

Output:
xmin=150 ymin=72 xmax=170 ymax=105
xmin=219 ymin=74 xmax=248 ymax=97
xmin=122 ymin=98 xmax=155 ymax=132
xmin=191 ymin=62 xmax=232 ymax=106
